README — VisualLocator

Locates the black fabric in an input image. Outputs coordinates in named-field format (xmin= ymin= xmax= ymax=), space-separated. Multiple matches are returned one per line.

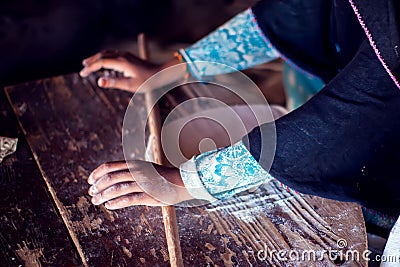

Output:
xmin=245 ymin=0 xmax=400 ymax=216
xmin=331 ymin=0 xmax=364 ymax=70
xmin=252 ymin=0 xmax=336 ymax=82
xmin=245 ymin=40 xmax=400 ymax=216
xmin=352 ymin=0 xmax=400 ymax=81
xmin=252 ymin=0 xmax=368 ymax=81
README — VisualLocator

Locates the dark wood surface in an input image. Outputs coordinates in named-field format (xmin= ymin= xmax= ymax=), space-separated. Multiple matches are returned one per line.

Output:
xmin=3 ymin=73 xmax=368 ymax=266
xmin=5 ymin=75 xmax=169 ymax=267
xmin=0 ymin=89 xmax=81 ymax=266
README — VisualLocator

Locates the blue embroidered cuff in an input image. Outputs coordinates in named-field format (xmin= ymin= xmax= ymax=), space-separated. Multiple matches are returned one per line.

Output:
xmin=180 ymin=141 xmax=274 ymax=201
xmin=182 ymin=8 xmax=279 ymax=77
xmin=179 ymin=157 xmax=218 ymax=203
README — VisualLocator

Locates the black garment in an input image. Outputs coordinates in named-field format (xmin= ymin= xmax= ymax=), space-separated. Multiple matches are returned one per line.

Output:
xmin=244 ymin=0 xmax=400 ymax=216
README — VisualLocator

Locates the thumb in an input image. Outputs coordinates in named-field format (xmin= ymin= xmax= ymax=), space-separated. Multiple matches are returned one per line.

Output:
xmin=97 ymin=76 xmax=141 ymax=92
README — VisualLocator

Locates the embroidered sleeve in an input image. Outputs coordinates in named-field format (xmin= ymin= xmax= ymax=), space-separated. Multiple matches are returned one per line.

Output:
xmin=179 ymin=141 xmax=273 ymax=202
xmin=181 ymin=8 xmax=279 ymax=77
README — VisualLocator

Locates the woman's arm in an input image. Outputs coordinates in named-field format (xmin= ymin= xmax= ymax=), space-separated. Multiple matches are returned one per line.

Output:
xmin=178 ymin=40 xmax=400 ymax=216
xmin=245 ymin=40 xmax=400 ymax=215
xmin=79 ymin=7 xmax=280 ymax=91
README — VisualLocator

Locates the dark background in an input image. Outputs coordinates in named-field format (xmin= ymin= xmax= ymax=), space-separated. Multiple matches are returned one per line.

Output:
xmin=0 ymin=0 xmax=256 ymax=88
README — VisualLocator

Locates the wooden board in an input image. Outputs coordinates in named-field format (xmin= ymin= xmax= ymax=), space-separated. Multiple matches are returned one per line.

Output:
xmin=5 ymin=73 xmax=367 ymax=266
xmin=5 ymin=75 xmax=168 ymax=267
xmin=0 ymin=89 xmax=81 ymax=266
xmin=176 ymin=181 xmax=367 ymax=266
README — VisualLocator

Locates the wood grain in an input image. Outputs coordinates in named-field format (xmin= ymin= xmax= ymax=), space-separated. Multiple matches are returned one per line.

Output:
xmin=176 ymin=180 xmax=367 ymax=266
xmin=6 ymin=75 xmax=169 ymax=266
xmin=5 ymin=73 xmax=368 ymax=266
xmin=0 ymin=88 xmax=81 ymax=266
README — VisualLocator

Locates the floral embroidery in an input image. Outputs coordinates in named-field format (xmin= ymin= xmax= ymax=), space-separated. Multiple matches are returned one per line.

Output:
xmin=179 ymin=157 xmax=217 ymax=202
xmin=183 ymin=8 xmax=279 ymax=77
xmin=180 ymin=141 xmax=273 ymax=201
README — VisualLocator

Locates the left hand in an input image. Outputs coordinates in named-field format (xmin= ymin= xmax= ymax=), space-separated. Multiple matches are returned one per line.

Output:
xmin=87 ymin=160 xmax=193 ymax=209
xmin=79 ymin=50 xmax=160 ymax=92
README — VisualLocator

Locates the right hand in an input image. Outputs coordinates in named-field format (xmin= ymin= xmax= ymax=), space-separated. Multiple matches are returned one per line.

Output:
xmin=87 ymin=160 xmax=193 ymax=209
xmin=79 ymin=50 xmax=160 ymax=92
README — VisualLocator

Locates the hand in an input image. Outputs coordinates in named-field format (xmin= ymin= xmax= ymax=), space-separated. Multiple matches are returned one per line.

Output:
xmin=79 ymin=50 xmax=160 ymax=92
xmin=87 ymin=160 xmax=193 ymax=209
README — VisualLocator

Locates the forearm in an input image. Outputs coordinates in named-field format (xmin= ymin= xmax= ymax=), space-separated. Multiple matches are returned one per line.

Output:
xmin=243 ymin=41 xmax=400 ymax=215
xmin=178 ymin=40 xmax=400 ymax=217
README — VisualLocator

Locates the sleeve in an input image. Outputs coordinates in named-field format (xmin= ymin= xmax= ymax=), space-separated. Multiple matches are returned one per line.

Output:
xmin=180 ymin=8 xmax=280 ymax=78
xmin=242 ymin=40 xmax=400 ymax=216
xmin=180 ymin=141 xmax=273 ymax=202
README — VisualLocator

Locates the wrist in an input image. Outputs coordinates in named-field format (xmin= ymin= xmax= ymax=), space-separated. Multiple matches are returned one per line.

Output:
xmin=154 ymin=164 xmax=194 ymax=203
xmin=157 ymin=53 xmax=187 ymax=76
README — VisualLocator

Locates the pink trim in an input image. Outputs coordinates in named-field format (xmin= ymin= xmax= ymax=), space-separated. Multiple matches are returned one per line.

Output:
xmin=348 ymin=0 xmax=400 ymax=90
xmin=278 ymin=180 xmax=300 ymax=195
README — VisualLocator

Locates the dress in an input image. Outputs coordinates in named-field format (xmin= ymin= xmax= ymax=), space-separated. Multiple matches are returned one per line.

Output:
xmin=178 ymin=0 xmax=400 ymax=226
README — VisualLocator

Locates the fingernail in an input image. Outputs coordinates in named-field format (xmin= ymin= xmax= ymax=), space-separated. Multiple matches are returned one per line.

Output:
xmin=104 ymin=202 xmax=110 ymax=209
xmin=82 ymin=59 xmax=88 ymax=66
xmin=91 ymin=195 xmax=101 ymax=205
xmin=79 ymin=68 xmax=87 ymax=77
xmin=98 ymin=77 xmax=107 ymax=87
xmin=88 ymin=173 xmax=94 ymax=184
xmin=88 ymin=185 xmax=97 ymax=196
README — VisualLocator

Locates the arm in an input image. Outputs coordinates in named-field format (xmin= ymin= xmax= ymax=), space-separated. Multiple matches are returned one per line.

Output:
xmin=88 ymin=41 xmax=400 ymax=211
xmin=178 ymin=40 xmax=400 ymax=217
xmin=244 ymin=40 xmax=400 ymax=215
xmin=86 ymin=141 xmax=272 ymax=209
xmin=79 ymin=8 xmax=280 ymax=91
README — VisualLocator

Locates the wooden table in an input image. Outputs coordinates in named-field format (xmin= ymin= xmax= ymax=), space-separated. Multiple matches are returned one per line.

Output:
xmin=1 ymin=73 xmax=367 ymax=266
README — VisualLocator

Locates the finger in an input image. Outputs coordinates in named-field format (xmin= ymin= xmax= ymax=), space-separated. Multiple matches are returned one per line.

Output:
xmin=97 ymin=76 xmax=139 ymax=91
xmin=79 ymin=58 xmax=132 ymax=77
xmin=91 ymin=181 xmax=142 ymax=205
xmin=82 ymin=52 xmax=103 ymax=67
xmin=82 ymin=50 xmax=120 ymax=66
xmin=104 ymin=193 xmax=164 ymax=209
xmin=88 ymin=170 xmax=134 ymax=195
xmin=88 ymin=161 xmax=128 ymax=185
